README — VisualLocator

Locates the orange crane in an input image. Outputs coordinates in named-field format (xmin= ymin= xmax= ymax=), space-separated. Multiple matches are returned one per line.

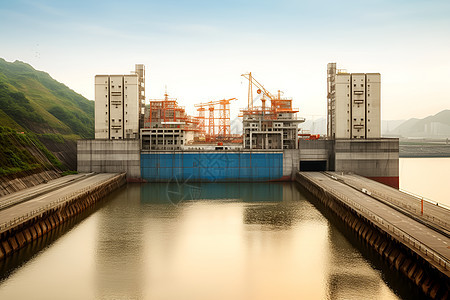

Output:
xmin=241 ymin=72 xmax=298 ymax=118
xmin=241 ymin=72 xmax=275 ymax=111
xmin=194 ymin=98 xmax=237 ymax=141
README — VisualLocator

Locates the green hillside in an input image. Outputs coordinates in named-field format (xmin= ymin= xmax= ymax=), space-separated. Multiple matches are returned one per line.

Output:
xmin=0 ymin=58 xmax=94 ymax=137
xmin=0 ymin=126 xmax=62 ymax=176
xmin=0 ymin=58 xmax=95 ymax=174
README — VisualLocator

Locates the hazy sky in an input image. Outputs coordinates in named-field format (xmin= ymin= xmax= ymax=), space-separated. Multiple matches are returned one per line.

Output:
xmin=1 ymin=0 xmax=449 ymax=121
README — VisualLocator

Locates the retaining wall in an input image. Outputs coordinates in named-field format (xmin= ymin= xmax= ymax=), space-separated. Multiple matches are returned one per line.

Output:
xmin=0 ymin=173 xmax=126 ymax=260
xmin=295 ymin=173 xmax=449 ymax=299
xmin=77 ymin=140 xmax=140 ymax=178
xmin=0 ymin=169 xmax=60 ymax=196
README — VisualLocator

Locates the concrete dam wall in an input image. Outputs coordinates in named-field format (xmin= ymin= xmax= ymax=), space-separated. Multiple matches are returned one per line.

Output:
xmin=78 ymin=139 xmax=399 ymax=186
xmin=0 ymin=173 xmax=126 ymax=260
xmin=295 ymin=172 xmax=449 ymax=299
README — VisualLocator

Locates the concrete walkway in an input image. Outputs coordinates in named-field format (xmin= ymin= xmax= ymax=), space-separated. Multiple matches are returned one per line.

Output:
xmin=325 ymin=172 xmax=449 ymax=234
xmin=0 ymin=173 xmax=121 ymax=232
xmin=0 ymin=173 xmax=95 ymax=210
xmin=300 ymin=172 xmax=450 ymax=273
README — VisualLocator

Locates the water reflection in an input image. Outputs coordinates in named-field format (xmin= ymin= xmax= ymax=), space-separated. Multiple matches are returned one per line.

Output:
xmin=325 ymin=225 xmax=389 ymax=299
xmin=0 ymin=182 xmax=405 ymax=299
xmin=95 ymin=186 xmax=144 ymax=299
xmin=140 ymin=182 xmax=285 ymax=203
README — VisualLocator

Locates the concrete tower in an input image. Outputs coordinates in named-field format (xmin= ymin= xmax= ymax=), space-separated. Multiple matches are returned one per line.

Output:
xmin=327 ymin=63 xmax=381 ymax=139
xmin=95 ymin=65 xmax=145 ymax=140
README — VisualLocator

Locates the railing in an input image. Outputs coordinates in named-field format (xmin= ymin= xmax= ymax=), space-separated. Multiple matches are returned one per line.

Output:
xmin=301 ymin=173 xmax=450 ymax=271
xmin=0 ymin=175 xmax=122 ymax=233
xmin=326 ymin=173 xmax=450 ymax=231
xmin=400 ymin=189 xmax=450 ymax=211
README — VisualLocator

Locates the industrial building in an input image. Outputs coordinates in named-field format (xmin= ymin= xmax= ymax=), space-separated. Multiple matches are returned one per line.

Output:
xmin=327 ymin=63 xmax=381 ymax=139
xmin=80 ymin=64 xmax=399 ymax=188
xmin=140 ymin=92 xmax=196 ymax=151
xmin=241 ymin=73 xmax=305 ymax=150
xmin=94 ymin=64 xmax=145 ymax=140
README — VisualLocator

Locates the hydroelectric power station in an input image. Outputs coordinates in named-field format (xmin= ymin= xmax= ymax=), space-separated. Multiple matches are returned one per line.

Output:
xmin=78 ymin=63 xmax=399 ymax=188
xmin=0 ymin=64 xmax=447 ymax=298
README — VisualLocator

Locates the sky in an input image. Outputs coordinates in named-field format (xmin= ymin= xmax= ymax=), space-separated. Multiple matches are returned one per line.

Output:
xmin=1 ymin=0 xmax=449 ymax=121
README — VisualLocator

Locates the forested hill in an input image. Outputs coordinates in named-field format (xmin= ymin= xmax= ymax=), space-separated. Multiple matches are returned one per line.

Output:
xmin=0 ymin=58 xmax=94 ymax=175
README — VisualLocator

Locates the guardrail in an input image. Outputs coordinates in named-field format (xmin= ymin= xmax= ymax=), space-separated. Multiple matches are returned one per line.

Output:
xmin=301 ymin=173 xmax=450 ymax=271
xmin=400 ymin=189 xmax=450 ymax=211
xmin=0 ymin=173 xmax=96 ymax=211
xmin=0 ymin=175 xmax=122 ymax=233
xmin=325 ymin=173 xmax=450 ymax=231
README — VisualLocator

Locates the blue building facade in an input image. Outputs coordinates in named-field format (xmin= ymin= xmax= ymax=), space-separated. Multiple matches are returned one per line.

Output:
xmin=141 ymin=152 xmax=283 ymax=182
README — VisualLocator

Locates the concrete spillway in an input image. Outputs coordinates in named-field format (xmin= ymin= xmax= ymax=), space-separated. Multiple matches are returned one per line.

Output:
xmin=296 ymin=172 xmax=449 ymax=299
xmin=0 ymin=173 xmax=126 ymax=259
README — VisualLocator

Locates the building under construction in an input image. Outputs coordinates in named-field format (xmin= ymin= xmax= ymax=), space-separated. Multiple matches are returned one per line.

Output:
xmin=194 ymin=98 xmax=241 ymax=144
xmin=82 ymin=64 xmax=398 ymax=188
xmin=140 ymin=92 xmax=198 ymax=150
xmin=240 ymin=73 xmax=305 ymax=149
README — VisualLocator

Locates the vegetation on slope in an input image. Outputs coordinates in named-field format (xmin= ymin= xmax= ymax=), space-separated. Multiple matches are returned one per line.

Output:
xmin=0 ymin=126 xmax=62 ymax=176
xmin=0 ymin=58 xmax=94 ymax=138
xmin=0 ymin=58 xmax=95 ymax=174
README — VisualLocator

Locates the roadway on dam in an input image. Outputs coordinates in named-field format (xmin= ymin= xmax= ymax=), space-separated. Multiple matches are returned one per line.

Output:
xmin=0 ymin=173 xmax=121 ymax=232
xmin=300 ymin=172 xmax=450 ymax=274
xmin=325 ymin=172 xmax=449 ymax=234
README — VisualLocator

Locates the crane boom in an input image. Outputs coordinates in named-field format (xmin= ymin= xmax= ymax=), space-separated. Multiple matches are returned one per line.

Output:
xmin=241 ymin=73 xmax=275 ymax=109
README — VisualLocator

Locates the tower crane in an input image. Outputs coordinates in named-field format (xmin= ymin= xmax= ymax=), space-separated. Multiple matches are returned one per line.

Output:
xmin=241 ymin=72 xmax=275 ymax=109
xmin=194 ymin=98 xmax=237 ymax=139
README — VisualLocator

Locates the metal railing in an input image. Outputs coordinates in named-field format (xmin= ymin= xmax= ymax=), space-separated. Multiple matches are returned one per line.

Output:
xmin=0 ymin=175 xmax=123 ymax=233
xmin=400 ymin=189 xmax=450 ymax=210
xmin=301 ymin=173 xmax=450 ymax=271
xmin=326 ymin=173 xmax=450 ymax=231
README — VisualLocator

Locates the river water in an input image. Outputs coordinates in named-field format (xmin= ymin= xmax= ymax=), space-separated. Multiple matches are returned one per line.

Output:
xmin=0 ymin=158 xmax=443 ymax=299
xmin=400 ymin=157 xmax=450 ymax=207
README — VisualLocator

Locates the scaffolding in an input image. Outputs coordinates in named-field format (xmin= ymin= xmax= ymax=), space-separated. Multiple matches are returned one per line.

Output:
xmin=194 ymin=98 xmax=237 ymax=142
xmin=240 ymin=72 xmax=304 ymax=149
xmin=144 ymin=92 xmax=199 ymax=132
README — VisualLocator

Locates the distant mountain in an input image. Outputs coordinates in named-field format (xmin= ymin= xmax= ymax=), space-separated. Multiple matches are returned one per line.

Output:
xmin=299 ymin=117 xmax=327 ymax=135
xmin=0 ymin=58 xmax=94 ymax=174
xmin=0 ymin=58 xmax=94 ymax=137
xmin=387 ymin=110 xmax=450 ymax=138
xmin=382 ymin=120 xmax=405 ymax=136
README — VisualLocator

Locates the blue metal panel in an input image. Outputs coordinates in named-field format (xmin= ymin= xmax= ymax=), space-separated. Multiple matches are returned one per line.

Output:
xmin=159 ymin=168 xmax=173 ymax=179
xmin=173 ymin=155 xmax=182 ymax=168
xmin=140 ymin=152 xmax=284 ymax=182
xmin=159 ymin=154 xmax=173 ymax=168
xmin=240 ymin=154 xmax=252 ymax=168
xmin=173 ymin=168 xmax=183 ymax=179
xmin=183 ymin=167 xmax=197 ymax=179
xmin=182 ymin=154 xmax=196 ymax=167
xmin=240 ymin=167 xmax=252 ymax=179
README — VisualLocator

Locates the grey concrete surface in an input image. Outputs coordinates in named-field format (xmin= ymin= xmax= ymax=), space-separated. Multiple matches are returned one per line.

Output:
xmin=0 ymin=173 xmax=121 ymax=230
xmin=77 ymin=140 xmax=140 ymax=178
xmin=300 ymin=172 xmax=450 ymax=271
xmin=0 ymin=173 xmax=95 ymax=210
xmin=326 ymin=172 xmax=449 ymax=233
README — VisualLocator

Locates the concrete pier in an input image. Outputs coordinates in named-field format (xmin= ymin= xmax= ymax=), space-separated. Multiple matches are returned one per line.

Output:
xmin=0 ymin=173 xmax=126 ymax=259
xmin=296 ymin=172 xmax=449 ymax=299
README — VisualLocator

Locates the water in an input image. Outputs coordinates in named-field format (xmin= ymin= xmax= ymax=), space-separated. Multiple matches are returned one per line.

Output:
xmin=0 ymin=182 xmax=413 ymax=300
xmin=400 ymin=157 xmax=450 ymax=206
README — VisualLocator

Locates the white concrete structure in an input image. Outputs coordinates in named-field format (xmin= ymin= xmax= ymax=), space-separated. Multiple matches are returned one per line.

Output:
xmin=327 ymin=63 xmax=381 ymax=139
xmin=95 ymin=65 xmax=144 ymax=140
xmin=77 ymin=140 xmax=141 ymax=178
xmin=140 ymin=126 xmax=189 ymax=151
xmin=242 ymin=111 xmax=304 ymax=150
